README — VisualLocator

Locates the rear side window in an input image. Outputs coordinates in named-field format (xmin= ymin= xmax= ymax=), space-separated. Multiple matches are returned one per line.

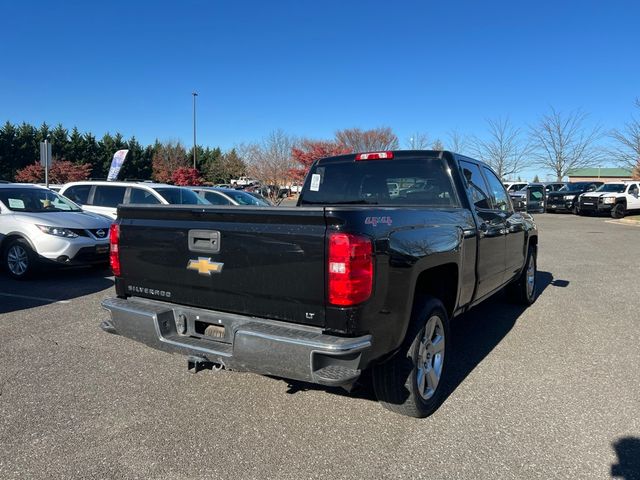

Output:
xmin=154 ymin=187 xmax=207 ymax=205
xmin=64 ymin=185 xmax=92 ymax=204
xmin=459 ymin=161 xmax=491 ymax=210
xmin=93 ymin=186 xmax=127 ymax=207
xmin=129 ymin=188 xmax=161 ymax=204
xmin=482 ymin=167 xmax=510 ymax=211
xmin=299 ymin=158 xmax=458 ymax=207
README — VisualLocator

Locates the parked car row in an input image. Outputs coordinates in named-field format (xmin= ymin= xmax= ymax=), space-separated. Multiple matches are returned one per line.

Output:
xmin=506 ymin=180 xmax=640 ymax=218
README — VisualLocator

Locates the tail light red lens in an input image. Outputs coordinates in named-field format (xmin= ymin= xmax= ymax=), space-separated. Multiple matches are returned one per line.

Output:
xmin=328 ymin=232 xmax=373 ymax=306
xmin=109 ymin=223 xmax=120 ymax=276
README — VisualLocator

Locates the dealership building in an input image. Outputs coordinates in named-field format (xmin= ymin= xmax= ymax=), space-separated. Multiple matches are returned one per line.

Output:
xmin=566 ymin=167 xmax=633 ymax=182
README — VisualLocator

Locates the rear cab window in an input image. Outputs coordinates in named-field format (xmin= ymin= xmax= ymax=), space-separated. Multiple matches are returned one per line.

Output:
xmin=299 ymin=156 xmax=459 ymax=207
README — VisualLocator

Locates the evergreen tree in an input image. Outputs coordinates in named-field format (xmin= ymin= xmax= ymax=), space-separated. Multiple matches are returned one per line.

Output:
xmin=0 ymin=121 xmax=17 ymax=180
xmin=50 ymin=123 xmax=69 ymax=160
xmin=67 ymin=127 xmax=88 ymax=164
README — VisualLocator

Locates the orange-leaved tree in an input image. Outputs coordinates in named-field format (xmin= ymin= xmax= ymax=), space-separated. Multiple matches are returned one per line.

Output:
xmin=172 ymin=167 xmax=204 ymax=186
xmin=15 ymin=161 xmax=92 ymax=183
xmin=289 ymin=140 xmax=352 ymax=183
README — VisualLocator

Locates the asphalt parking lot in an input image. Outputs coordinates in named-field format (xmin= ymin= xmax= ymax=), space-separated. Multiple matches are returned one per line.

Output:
xmin=0 ymin=214 xmax=639 ymax=480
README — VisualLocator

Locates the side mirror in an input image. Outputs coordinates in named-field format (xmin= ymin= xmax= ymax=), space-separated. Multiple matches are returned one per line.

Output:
xmin=586 ymin=186 xmax=596 ymax=192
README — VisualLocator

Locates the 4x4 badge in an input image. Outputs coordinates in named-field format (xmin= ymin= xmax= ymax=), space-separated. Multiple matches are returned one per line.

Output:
xmin=187 ymin=257 xmax=224 ymax=276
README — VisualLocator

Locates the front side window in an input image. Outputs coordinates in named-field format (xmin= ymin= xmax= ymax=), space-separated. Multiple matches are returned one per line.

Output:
xmin=93 ymin=186 xmax=127 ymax=207
xmin=227 ymin=190 xmax=271 ymax=206
xmin=459 ymin=161 xmax=491 ymax=210
xmin=203 ymin=191 xmax=231 ymax=205
xmin=482 ymin=167 xmax=511 ymax=211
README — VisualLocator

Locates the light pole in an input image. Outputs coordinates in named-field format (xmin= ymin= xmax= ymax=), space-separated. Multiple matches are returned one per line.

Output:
xmin=192 ymin=91 xmax=198 ymax=169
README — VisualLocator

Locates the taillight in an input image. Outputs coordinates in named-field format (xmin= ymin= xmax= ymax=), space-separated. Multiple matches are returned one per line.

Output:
xmin=355 ymin=151 xmax=394 ymax=161
xmin=328 ymin=232 xmax=373 ymax=306
xmin=109 ymin=223 xmax=120 ymax=276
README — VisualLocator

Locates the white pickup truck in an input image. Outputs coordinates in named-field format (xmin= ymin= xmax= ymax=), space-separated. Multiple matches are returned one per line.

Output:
xmin=230 ymin=176 xmax=258 ymax=187
xmin=578 ymin=181 xmax=640 ymax=218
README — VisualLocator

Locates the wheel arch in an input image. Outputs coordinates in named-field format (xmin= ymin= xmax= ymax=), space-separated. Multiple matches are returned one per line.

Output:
xmin=411 ymin=263 xmax=459 ymax=321
xmin=1 ymin=232 xmax=37 ymax=255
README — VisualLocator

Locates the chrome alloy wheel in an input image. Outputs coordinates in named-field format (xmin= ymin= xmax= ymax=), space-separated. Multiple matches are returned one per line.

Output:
xmin=526 ymin=254 xmax=536 ymax=299
xmin=7 ymin=244 xmax=29 ymax=276
xmin=417 ymin=315 xmax=445 ymax=400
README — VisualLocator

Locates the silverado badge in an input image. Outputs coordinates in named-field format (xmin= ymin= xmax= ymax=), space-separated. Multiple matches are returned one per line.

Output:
xmin=187 ymin=257 xmax=224 ymax=276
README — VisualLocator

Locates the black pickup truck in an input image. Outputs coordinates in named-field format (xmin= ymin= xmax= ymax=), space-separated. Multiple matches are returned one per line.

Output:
xmin=102 ymin=150 xmax=538 ymax=417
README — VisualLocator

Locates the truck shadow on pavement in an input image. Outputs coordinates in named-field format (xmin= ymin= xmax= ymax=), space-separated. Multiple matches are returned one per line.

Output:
xmin=283 ymin=271 xmax=565 ymax=412
xmin=611 ymin=437 xmax=640 ymax=480
xmin=0 ymin=266 xmax=114 ymax=314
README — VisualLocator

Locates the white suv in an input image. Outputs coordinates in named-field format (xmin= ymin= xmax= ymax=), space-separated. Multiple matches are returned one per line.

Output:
xmin=0 ymin=184 xmax=112 ymax=279
xmin=59 ymin=181 xmax=208 ymax=219
xmin=578 ymin=181 xmax=640 ymax=218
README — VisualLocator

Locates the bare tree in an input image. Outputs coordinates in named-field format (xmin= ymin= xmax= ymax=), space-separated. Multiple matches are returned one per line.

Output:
xmin=446 ymin=129 xmax=469 ymax=154
xmin=431 ymin=139 xmax=444 ymax=150
xmin=609 ymin=98 xmax=640 ymax=173
xmin=405 ymin=132 xmax=430 ymax=149
xmin=529 ymin=107 xmax=602 ymax=181
xmin=335 ymin=127 xmax=399 ymax=152
xmin=239 ymin=129 xmax=298 ymax=200
xmin=470 ymin=118 xmax=531 ymax=179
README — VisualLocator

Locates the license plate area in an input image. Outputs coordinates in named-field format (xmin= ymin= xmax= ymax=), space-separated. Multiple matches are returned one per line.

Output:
xmin=174 ymin=310 xmax=231 ymax=343
xmin=195 ymin=320 xmax=226 ymax=339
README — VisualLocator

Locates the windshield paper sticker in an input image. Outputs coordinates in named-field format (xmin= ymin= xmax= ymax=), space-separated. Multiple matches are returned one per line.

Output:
xmin=365 ymin=216 xmax=393 ymax=227
xmin=310 ymin=174 xmax=321 ymax=191
xmin=8 ymin=199 xmax=25 ymax=209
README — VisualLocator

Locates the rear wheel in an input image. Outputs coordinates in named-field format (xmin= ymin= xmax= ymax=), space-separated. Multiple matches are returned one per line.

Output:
xmin=372 ymin=297 xmax=450 ymax=418
xmin=611 ymin=203 xmax=626 ymax=219
xmin=4 ymin=238 xmax=38 ymax=280
xmin=506 ymin=245 xmax=537 ymax=305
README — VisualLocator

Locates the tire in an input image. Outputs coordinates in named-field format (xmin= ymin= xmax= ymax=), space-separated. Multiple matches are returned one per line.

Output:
xmin=372 ymin=297 xmax=450 ymax=418
xmin=572 ymin=204 xmax=579 ymax=215
xmin=3 ymin=238 xmax=38 ymax=280
xmin=506 ymin=245 xmax=537 ymax=305
xmin=611 ymin=203 xmax=626 ymax=219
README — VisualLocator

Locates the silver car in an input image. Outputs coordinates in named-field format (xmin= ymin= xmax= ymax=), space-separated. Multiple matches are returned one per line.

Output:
xmin=0 ymin=184 xmax=112 ymax=279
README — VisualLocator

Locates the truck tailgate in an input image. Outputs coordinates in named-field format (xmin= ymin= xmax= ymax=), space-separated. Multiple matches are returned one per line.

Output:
xmin=117 ymin=206 xmax=329 ymax=326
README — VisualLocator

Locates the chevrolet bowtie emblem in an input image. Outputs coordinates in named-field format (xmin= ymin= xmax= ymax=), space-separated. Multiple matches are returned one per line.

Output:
xmin=187 ymin=257 xmax=224 ymax=276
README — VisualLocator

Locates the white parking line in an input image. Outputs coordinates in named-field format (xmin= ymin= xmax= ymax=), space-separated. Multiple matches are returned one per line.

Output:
xmin=605 ymin=220 xmax=640 ymax=227
xmin=0 ymin=293 xmax=71 ymax=304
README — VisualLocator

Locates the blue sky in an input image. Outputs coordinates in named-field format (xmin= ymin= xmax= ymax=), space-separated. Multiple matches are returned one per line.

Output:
xmin=1 ymin=0 xmax=638 ymax=180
